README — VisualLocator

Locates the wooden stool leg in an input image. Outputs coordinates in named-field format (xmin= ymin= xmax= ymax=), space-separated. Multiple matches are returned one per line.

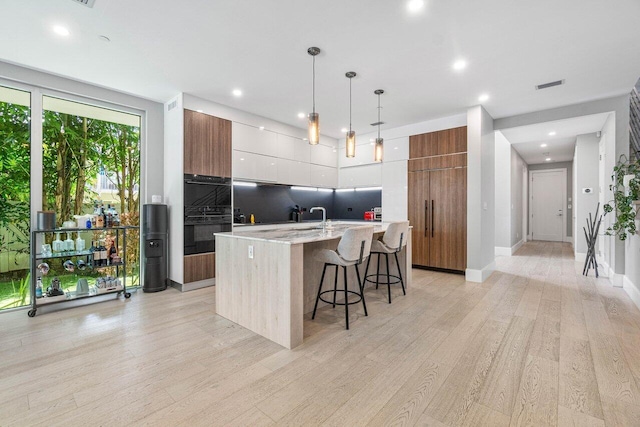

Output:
xmin=312 ymin=263 xmax=328 ymax=319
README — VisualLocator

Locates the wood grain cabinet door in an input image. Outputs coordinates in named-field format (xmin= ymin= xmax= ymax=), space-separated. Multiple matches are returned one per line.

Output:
xmin=408 ymin=170 xmax=429 ymax=267
xmin=428 ymin=168 xmax=467 ymax=271
xmin=184 ymin=253 xmax=215 ymax=283
xmin=184 ymin=110 xmax=232 ymax=178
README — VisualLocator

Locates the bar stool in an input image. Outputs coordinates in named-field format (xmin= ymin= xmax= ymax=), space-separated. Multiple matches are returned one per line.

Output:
xmin=312 ymin=226 xmax=374 ymax=330
xmin=364 ymin=221 xmax=409 ymax=303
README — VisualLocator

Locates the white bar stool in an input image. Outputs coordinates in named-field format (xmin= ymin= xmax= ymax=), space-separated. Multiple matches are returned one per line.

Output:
xmin=311 ymin=226 xmax=374 ymax=330
xmin=363 ymin=221 xmax=409 ymax=303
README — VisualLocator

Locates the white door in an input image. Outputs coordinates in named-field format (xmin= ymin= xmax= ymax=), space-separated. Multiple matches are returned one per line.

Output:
xmin=531 ymin=169 xmax=566 ymax=242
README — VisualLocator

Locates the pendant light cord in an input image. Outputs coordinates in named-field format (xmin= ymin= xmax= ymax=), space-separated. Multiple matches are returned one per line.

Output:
xmin=312 ymin=56 xmax=316 ymax=114
xmin=349 ymin=78 xmax=352 ymax=131
xmin=377 ymin=93 xmax=381 ymax=139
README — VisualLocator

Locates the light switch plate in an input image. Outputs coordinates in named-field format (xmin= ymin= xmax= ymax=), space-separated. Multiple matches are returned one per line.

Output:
xmin=248 ymin=245 xmax=254 ymax=259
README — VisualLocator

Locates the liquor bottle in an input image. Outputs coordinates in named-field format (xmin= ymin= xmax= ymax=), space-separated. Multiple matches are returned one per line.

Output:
xmin=90 ymin=240 xmax=99 ymax=267
xmin=75 ymin=232 xmax=85 ymax=252
xmin=109 ymin=241 xmax=118 ymax=265
xmin=100 ymin=240 xmax=109 ymax=266
xmin=101 ymin=206 xmax=107 ymax=229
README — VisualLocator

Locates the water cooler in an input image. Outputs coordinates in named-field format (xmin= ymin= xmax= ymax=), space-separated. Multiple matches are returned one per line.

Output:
xmin=142 ymin=204 xmax=168 ymax=292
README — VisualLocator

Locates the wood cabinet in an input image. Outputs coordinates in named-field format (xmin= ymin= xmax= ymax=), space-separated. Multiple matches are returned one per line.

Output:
xmin=184 ymin=109 xmax=232 ymax=178
xmin=184 ymin=253 xmax=216 ymax=283
xmin=409 ymin=126 xmax=467 ymax=158
xmin=408 ymin=127 xmax=467 ymax=272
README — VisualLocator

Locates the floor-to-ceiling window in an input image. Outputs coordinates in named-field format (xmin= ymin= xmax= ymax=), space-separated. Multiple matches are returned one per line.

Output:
xmin=41 ymin=96 xmax=141 ymax=294
xmin=0 ymin=86 xmax=31 ymax=309
xmin=0 ymin=85 xmax=143 ymax=312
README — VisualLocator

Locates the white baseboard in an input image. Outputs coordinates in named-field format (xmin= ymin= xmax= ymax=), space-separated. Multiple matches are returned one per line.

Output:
xmin=495 ymin=247 xmax=511 ymax=257
xmin=610 ymin=269 xmax=624 ymax=288
xmin=512 ymin=239 xmax=524 ymax=254
xmin=623 ymin=275 xmax=640 ymax=311
xmin=495 ymin=240 xmax=524 ymax=257
xmin=466 ymin=261 xmax=496 ymax=283
xmin=575 ymin=252 xmax=586 ymax=263
xmin=172 ymin=278 xmax=215 ymax=292
xmin=599 ymin=259 xmax=610 ymax=278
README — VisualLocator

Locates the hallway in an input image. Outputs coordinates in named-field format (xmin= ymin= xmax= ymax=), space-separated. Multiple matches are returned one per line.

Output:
xmin=0 ymin=242 xmax=639 ymax=426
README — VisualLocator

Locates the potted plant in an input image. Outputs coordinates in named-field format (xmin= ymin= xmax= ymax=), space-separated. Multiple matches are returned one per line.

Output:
xmin=604 ymin=154 xmax=640 ymax=240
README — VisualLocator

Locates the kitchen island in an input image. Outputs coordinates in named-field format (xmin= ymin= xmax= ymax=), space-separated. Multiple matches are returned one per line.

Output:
xmin=214 ymin=222 xmax=411 ymax=349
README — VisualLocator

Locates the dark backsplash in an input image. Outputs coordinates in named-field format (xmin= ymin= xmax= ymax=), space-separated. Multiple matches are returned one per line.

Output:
xmin=233 ymin=185 xmax=381 ymax=224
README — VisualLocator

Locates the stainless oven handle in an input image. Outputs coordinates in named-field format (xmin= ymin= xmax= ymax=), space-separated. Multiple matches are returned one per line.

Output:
xmin=185 ymin=180 xmax=231 ymax=186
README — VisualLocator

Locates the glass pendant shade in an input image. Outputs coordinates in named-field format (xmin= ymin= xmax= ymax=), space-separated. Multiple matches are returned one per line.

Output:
xmin=308 ymin=112 xmax=319 ymax=145
xmin=374 ymin=137 xmax=384 ymax=162
xmin=346 ymin=131 xmax=356 ymax=158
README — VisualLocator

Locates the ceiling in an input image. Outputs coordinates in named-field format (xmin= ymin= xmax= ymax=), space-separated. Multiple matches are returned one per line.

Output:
xmin=1 ymin=0 xmax=639 ymax=138
xmin=501 ymin=113 xmax=611 ymax=164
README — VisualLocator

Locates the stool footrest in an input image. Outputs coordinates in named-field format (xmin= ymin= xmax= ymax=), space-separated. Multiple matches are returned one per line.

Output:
xmin=364 ymin=273 xmax=402 ymax=286
xmin=318 ymin=289 xmax=363 ymax=306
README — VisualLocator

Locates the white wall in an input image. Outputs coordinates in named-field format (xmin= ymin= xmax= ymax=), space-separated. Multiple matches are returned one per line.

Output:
xmin=494 ymin=131 xmax=512 ymax=251
xmin=467 ymin=106 xmax=495 ymax=281
xmin=510 ymin=147 xmax=526 ymax=247
xmin=574 ymin=133 xmax=600 ymax=257
xmin=600 ymin=113 xmax=616 ymax=277
xmin=164 ymin=94 xmax=184 ymax=284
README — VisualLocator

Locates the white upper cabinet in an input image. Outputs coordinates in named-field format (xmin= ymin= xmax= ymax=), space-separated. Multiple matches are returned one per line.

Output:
xmin=339 ymin=164 xmax=382 ymax=188
xmin=276 ymin=134 xmax=296 ymax=160
xmin=310 ymin=164 xmax=338 ymax=188
xmin=310 ymin=144 xmax=337 ymax=167
xmin=233 ymin=150 xmax=277 ymax=182
xmin=232 ymin=122 xmax=277 ymax=157
xmin=339 ymin=142 xmax=377 ymax=168
xmin=277 ymin=159 xmax=310 ymax=186
xmin=383 ymin=136 xmax=409 ymax=162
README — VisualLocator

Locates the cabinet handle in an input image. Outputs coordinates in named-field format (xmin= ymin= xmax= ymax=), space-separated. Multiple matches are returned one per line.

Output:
xmin=431 ymin=200 xmax=435 ymax=238
xmin=424 ymin=200 xmax=428 ymax=237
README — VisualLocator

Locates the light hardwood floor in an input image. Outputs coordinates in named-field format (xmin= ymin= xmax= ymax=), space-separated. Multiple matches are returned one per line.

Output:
xmin=1 ymin=241 xmax=640 ymax=426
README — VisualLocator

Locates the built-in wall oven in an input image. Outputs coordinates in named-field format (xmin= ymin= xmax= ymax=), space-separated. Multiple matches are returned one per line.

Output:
xmin=184 ymin=174 xmax=232 ymax=255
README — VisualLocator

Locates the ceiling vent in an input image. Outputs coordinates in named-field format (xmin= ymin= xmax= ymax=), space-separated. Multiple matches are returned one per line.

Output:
xmin=71 ymin=0 xmax=96 ymax=7
xmin=370 ymin=121 xmax=385 ymax=126
xmin=536 ymin=79 xmax=565 ymax=90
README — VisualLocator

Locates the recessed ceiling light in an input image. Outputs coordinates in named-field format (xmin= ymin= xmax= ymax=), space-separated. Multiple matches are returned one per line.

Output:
xmin=196 ymin=109 xmax=203 ymax=113
xmin=478 ymin=93 xmax=489 ymax=102
xmin=394 ymin=147 xmax=399 ymax=150
xmin=52 ymin=25 xmax=70 ymax=37
xmin=548 ymin=131 xmax=556 ymax=136
xmin=98 ymin=35 xmax=110 ymax=42
xmin=298 ymin=112 xmax=306 ymax=119
xmin=545 ymin=158 xmax=552 ymax=162
xmin=332 ymin=149 xmax=337 ymax=153
xmin=240 ymin=158 xmax=245 ymax=161
xmin=259 ymin=126 xmax=265 ymax=130
xmin=540 ymin=143 xmax=548 ymax=148
xmin=341 ymin=127 xmax=348 ymax=133
xmin=407 ymin=0 xmax=425 ymax=12
xmin=232 ymin=89 xmax=242 ymax=97
xmin=453 ymin=59 xmax=467 ymax=71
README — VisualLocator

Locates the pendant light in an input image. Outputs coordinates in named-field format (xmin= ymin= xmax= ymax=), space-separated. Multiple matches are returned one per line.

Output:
xmin=345 ymin=71 xmax=357 ymax=158
xmin=373 ymin=89 xmax=384 ymax=162
xmin=307 ymin=47 xmax=321 ymax=145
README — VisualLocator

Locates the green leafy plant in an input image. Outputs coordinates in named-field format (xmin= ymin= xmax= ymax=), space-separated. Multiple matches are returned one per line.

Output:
xmin=604 ymin=154 xmax=640 ymax=240
xmin=0 ymin=272 xmax=30 ymax=309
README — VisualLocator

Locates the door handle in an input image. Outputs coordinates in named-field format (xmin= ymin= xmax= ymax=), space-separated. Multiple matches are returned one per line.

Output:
xmin=431 ymin=200 xmax=434 ymax=238
xmin=424 ymin=200 xmax=428 ymax=237
xmin=557 ymin=210 xmax=563 ymax=217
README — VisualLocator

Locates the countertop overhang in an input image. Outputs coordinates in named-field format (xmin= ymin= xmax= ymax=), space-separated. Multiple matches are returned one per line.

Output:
xmin=216 ymin=221 xmax=393 ymax=245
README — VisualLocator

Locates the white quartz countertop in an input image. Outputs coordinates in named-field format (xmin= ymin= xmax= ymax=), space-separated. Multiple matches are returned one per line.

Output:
xmin=215 ymin=221 xmax=391 ymax=244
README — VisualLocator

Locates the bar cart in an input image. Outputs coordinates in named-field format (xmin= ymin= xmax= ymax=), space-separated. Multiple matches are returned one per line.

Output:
xmin=27 ymin=226 xmax=138 ymax=317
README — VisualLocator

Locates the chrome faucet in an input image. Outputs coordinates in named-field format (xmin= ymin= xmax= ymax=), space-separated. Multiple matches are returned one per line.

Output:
xmin=309 ymin=206 xmax=327 ymax=230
